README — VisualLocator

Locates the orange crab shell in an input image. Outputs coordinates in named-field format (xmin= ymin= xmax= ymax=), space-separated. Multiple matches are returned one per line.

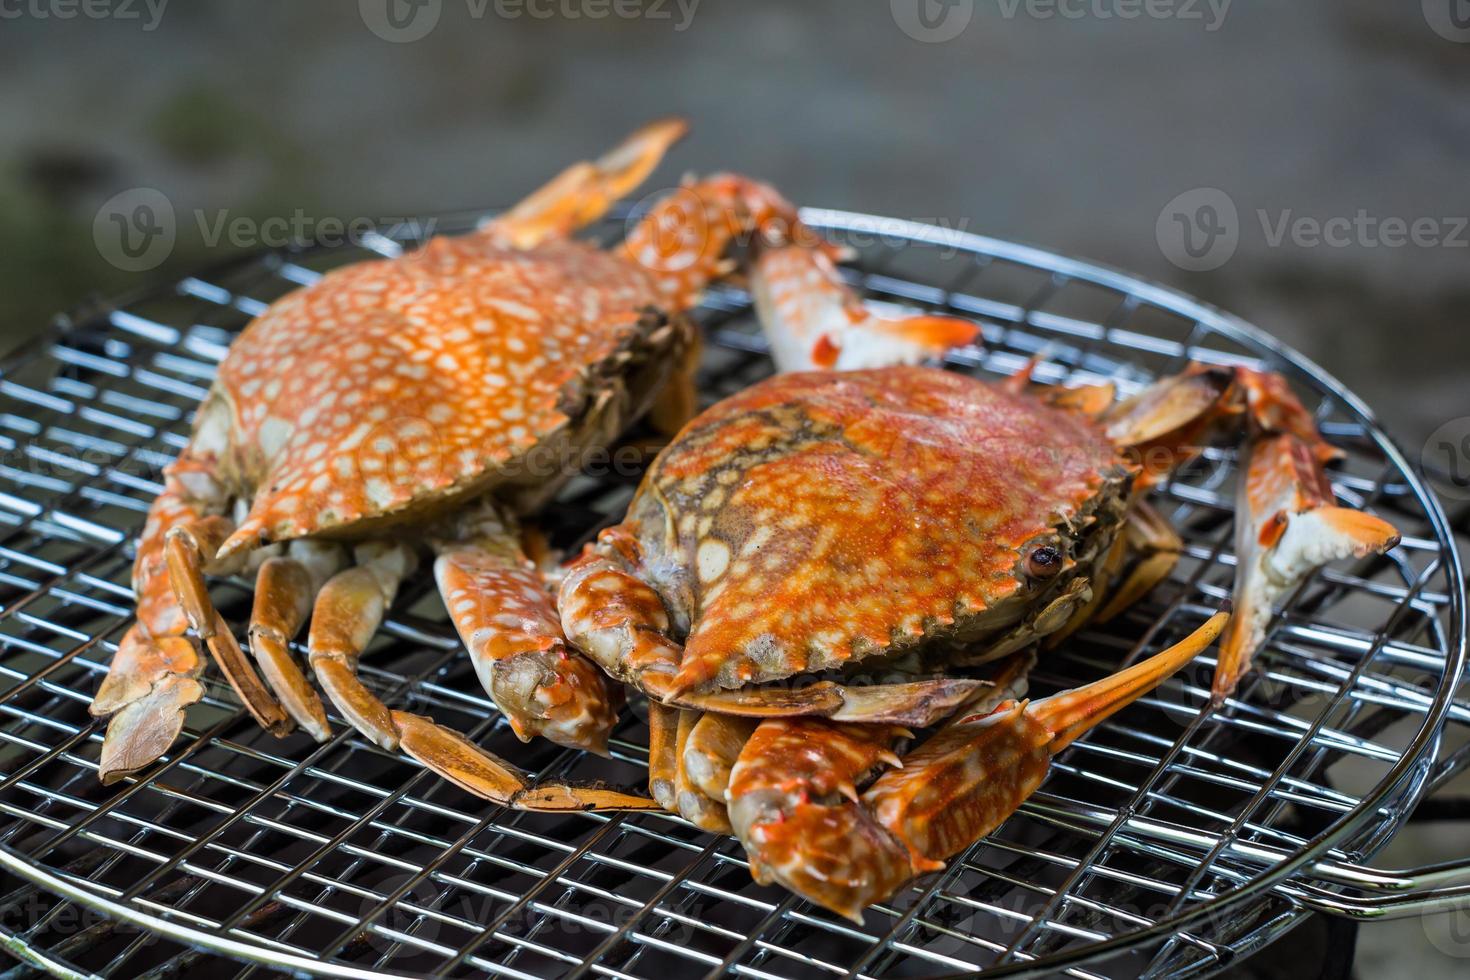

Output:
xmin=209 ymin=234 xmax=683 ymax=558
xmin=621 ymin=366 xmax=1133 ymax=692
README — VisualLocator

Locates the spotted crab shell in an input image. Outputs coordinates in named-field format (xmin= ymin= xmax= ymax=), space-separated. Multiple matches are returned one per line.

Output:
xmin=204 ymin=234 xmax=684 ymax=557
xmin=625 ymin=367 xmax=1133 ymax=691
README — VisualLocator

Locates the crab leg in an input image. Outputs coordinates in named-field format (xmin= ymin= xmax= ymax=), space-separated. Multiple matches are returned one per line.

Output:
xmin=1101 ymin=364 xmax=1240 ymax=487
xmin=623 ymin=174 xmax=836 ymax=312
xmin=90 ymin=455 xmax=227 ymax=783
xmin=672 ymin=710 xmax=762 ymax=831
xmin=647 ymin=702 xmax=681 ymax=811
xmin=1233 ymin=367 xmax=1342 ymax=467
xmin=1093 ymin=499 xmax=1184 ymax=624
xmin=751 ymin=242 xmax=978 ymax=373
xmin=300 ymin=539 xmax=649 ymax=810
xmin=304 ymin=540 xmax=418 ymax=749
xmin=1214 ymin=434 xmax=1399 ymax=699
xmin=1088 ymin=364 xmax=1400 ymax=660
xmin=673 ymin=710 xmax=733 ymax=833
xmin=246 ymin=541 xmax=349 ymax=741
xmin=485 ymin=117 xmax=690 ymax=249
xmin=683 ymin=712 xmax=759 ymax=804
xmin=867 ymin=611 xmax=1227 ymax=864
xmin=728 ymin=617 xmax=1223 ymax=922
xmin=1102 ymin=364 xmax=1340 ymax=487
xmin=433 ymin=509 xmax=617 ymax=754
xmin=164 ymin=506 xmax=301 ymax=741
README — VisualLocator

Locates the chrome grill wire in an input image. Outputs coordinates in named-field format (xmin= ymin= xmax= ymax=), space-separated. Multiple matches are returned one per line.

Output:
xmin=0 ymin=208 xmax=1458 ymax=980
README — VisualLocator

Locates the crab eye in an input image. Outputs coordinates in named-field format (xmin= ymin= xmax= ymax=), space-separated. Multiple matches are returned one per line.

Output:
xmin=1025 ymin=546 xmax=1062 ymax=579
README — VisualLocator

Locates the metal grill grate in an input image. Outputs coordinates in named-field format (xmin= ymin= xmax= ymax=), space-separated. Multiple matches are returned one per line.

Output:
xmin=0 ymin=209 xmax=1461 ymax=979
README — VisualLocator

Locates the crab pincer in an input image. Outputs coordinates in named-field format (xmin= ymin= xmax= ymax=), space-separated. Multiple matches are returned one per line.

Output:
xmin=727 ymin=612 xmax=1227 ymax=922
xmin=1213 ymin=433 xmax=1399 ymax=699
xmin=752 ymin=243 xmax=979 ymax=371
xmin=727 ymin=718 xmax=914 ymax=914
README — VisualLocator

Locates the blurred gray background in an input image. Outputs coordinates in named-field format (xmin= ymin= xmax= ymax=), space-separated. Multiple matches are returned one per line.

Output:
xmin=1 ymin=1 xmax=1467 ymax=973
xmin=2 ymin=1 xmax=1466 ymax=447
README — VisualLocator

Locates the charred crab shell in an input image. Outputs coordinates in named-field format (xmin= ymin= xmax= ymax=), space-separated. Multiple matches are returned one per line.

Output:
xmin=617 ymin=367 xmax=1134 ymax=692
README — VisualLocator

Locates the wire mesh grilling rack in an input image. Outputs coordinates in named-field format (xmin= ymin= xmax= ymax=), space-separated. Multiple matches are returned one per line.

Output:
xmin=0 ymin=208 xmax=1462 ymax=979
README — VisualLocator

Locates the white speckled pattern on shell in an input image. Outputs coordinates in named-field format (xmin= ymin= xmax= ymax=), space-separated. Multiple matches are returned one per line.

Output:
xmin=214 ymin=234 xmax=666 ymax=556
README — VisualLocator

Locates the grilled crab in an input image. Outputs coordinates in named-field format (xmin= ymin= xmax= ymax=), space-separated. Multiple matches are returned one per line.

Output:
xmin=555 ymin=241 xmax=1401 ymax=916
xmin=89 ymin=119 xmax=825 ymax=806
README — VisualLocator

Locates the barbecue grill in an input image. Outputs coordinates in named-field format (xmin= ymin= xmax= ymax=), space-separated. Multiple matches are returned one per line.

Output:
xmin=0 ymin=208 xmax=1463 ymax=978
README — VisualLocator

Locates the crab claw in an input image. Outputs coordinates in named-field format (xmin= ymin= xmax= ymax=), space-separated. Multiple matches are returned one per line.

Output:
xmin=861 ymin=610 xmax=1228 ymax=883
xmin=558 ymin=548 xmax=686 ymax=701
xmin=753 ymin=243 xmax=978 ymax=373
xmin=720 ymin=651 xmax=1036 ymax=923
xmin=1214 ymin=434 xmax=1399 ymax=699
xmin=726 ymin=718 xmax=913 ymax=923
xmin=490 ymin=650 xmax=617 ymax=755
xmin=490 ymin=117 xmax=690 ymax=248
xmin=1233 ymin=367 xmax=1343 ymax=466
